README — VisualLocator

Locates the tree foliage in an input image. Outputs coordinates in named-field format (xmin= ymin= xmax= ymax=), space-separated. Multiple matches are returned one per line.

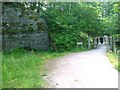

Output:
xmin=2 ymin=2 xmax=120 ymax=51
xmin=40 ymin=2 xmax=103 ymax=51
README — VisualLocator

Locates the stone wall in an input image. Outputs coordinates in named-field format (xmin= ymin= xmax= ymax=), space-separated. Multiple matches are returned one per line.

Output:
xmin=2 ymin=7 xmax=47 ymax=34
xmin=2 ymin=5 xmax=50 ymax=51
xmin=2 ymin=32 xmax=49 ymax=51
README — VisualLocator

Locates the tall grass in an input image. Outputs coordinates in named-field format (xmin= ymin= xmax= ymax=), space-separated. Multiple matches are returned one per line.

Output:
xmin=2 ymin=49 xmax=45 ymax=88
xmin=2 ymin=47 xmax=87 ymax=88
xmin=107 ymin=51 xmax=120 ymax=72
xmin=2 ymin=49 xmax=70 ymax=88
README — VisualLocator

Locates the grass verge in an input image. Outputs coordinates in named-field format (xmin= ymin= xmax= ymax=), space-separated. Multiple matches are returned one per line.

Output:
xmin=2 ymin=47 xmax=87 ymax=88
xmin=107 ymin=51 xmax=120 ymax=72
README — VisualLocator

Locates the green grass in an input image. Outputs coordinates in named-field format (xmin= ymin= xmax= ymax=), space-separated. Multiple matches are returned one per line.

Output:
xmin=107 ymin=51 xmax=120 ymax=72
xmin=2 ymin=47 xmax=87 ymax=88
xmin=2 ymin=49 xmax=67 ymax=88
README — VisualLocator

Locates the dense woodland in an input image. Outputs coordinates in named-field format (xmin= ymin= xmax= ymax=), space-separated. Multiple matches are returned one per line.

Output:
xmin=2 ymin=2 xmax=120 ymax=51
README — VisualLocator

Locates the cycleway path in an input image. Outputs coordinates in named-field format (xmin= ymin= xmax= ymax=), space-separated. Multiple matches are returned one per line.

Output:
xmin=42 ymin=45 xmax=118 ymax=88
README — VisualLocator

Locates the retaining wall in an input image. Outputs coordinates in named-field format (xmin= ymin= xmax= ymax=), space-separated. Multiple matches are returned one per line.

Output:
xmin=2 ymin=32 xmax=49 ymax=51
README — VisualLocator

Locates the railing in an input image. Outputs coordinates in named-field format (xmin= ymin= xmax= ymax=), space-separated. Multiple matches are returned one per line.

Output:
xmin=113 ymin=38 xmax=120 ymax=61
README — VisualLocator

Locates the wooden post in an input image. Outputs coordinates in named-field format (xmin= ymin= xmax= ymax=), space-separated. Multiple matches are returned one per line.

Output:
xmin=106 ymin=36 xmax=109 ymax=51
xmin=103 ymin=36 xmax=106 ymax=44
xmin=98 ymin=37 xmax=99 ymax=44
xmin=116 ymin=50 xmax=119 ymax=61
xmin=103 ymin=37 xmax=104 ymax=44
xmin=88 ymin=35 xmax=90 ymax=49
xmin=113 ymin=42 xmax=117 ymax=55
xmin=118 ymin=50 xmax=120 ymax=61
xmin=94 ymin=38 xmax=97 ymax=48
xmin=94 ymin=38 xmax=95 ymax=48
xmin=110 ymin=36 xmax=113 ymax=50
xmin=104 ymin=36 xmax=106 ymax=45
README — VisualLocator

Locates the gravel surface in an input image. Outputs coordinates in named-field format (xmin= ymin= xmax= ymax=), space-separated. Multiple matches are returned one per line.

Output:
xmin=43 ymin=44 xmax=118 ymax=88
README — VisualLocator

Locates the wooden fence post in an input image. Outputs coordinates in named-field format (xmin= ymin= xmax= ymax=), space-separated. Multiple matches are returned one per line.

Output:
xmin=113 ymin=42 xmax=117 ymax=55
xmin=110 ymin=36 xmax=113 ymax=50
xmin=88 ymin=35 xmax=90 ymax=49
xmin=94 ymin=38 xmax=97 ymax=48
xmin=106 ymin=36 xmax=109 ymax=51
xmin=118 ymin=50 xmax=120 ymax=61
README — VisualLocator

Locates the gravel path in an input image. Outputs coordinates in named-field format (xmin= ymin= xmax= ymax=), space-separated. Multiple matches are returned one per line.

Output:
xmin=43 ymin=45 xmax=118 ymax=88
